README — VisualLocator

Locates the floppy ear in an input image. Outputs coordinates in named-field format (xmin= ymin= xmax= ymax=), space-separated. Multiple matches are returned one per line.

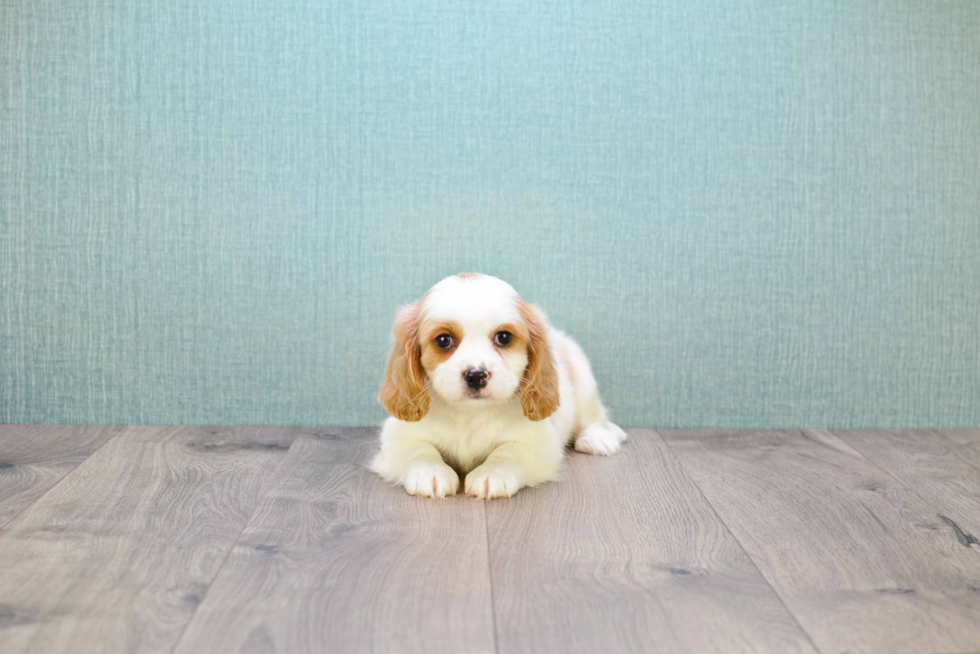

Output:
xmin=519 ymin=301 xmax=560 ymax=421
xmin=378 ymin=301 xmax=430 ymax=421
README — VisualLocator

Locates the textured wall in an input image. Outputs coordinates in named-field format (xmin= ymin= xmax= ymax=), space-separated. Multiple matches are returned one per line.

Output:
xmin=2 ymin=1 xmax=979 ymax=428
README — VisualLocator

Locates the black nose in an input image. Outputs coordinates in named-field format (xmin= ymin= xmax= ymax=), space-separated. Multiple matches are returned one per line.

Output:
xmin=463 ymin=367 xmax=490 ymax=389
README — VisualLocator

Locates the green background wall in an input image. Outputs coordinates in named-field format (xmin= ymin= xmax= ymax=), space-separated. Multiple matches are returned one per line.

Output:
xmin=2 ymin=1 xmax=978 ymax=427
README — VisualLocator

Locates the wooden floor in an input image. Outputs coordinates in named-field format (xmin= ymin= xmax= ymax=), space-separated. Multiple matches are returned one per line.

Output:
xmin=0 ymin=427 xmax=978 ymax=654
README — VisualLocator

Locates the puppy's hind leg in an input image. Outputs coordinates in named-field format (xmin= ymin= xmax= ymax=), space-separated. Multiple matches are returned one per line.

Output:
xmin=572 ymin=393 xmax=627 ymax=457
xmin=575 ymin=421 xmax=627 ymax=456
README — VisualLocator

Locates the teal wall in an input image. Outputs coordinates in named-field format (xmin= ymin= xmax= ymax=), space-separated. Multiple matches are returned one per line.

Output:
xmin=2 ymin=1 xmax=979 ymax=428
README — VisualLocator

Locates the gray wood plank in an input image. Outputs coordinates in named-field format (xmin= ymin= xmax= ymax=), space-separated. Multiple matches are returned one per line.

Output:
xmin=0 ymin=425 xmax=297 ymax=654
xmin=0 ymin=424 xmax=122 ymax=528
xmin=485 ymin=428 xmax=817 ymax=654
xmin=834 ymin=429 xmax=980 ymax=549
xmin=939 ymin=429 xmax=980 ymax=459
xmin=660 ymin=429 xmax=980 ymax=654
xmin=173 ymin=427 xmax=496 ymax=654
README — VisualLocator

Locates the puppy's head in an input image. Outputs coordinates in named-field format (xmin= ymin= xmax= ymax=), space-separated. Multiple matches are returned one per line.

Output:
xmin=379 ymin=273 xmax=560 ymax=422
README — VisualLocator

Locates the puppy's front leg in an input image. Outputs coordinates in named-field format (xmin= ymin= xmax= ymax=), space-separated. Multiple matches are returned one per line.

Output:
xmin=465 ymin=432 xmax=564 ymax=499
xmin=370 ymin=419 xmax=459 ymax=498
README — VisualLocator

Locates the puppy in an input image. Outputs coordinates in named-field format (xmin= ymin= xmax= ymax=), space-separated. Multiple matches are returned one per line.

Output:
xmin=371 ymin=273 xmax=626 ymax=499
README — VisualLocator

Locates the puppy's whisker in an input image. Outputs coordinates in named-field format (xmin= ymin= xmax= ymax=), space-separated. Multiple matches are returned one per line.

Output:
xmin=520 ymin=377 xmax=543 ymax=396
xmin=402 ymin=385 xmax=428 ymax=409
xmin=397 ymin=377 xmax=436 ymax=412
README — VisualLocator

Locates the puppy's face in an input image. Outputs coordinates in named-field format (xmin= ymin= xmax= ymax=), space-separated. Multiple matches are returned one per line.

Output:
xmin=379 ymin=274 xmax=559 ymax=422
xmin=419 ymin=276 xmax=529 ymax=405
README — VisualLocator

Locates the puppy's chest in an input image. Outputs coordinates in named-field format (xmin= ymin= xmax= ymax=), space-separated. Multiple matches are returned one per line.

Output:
xmin=427 ymin=415 xmax=513 ymax=473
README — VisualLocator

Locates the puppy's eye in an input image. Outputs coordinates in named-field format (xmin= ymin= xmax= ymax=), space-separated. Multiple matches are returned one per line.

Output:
xmin=435 ymin=334 xmax=454 ymax=350
xmin=494 ymin=331 xmax=513 ymax=346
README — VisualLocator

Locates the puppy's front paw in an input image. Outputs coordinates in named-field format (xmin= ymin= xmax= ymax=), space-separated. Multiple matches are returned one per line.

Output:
xmin=574 ymin=423 xmax=627 ymax=456
xmin=465 ymin=465 xmax=522 ymax=499
xmin=404 ymin=463 xmax=459 ymax=498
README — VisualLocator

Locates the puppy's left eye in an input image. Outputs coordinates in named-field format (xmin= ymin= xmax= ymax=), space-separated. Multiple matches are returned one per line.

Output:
xmin=494 ymin=331 xmax=513 ymax=346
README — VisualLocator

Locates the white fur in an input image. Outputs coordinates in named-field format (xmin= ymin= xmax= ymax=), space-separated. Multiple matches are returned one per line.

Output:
xmin=371 ymin=274 xmax=626 ymax=499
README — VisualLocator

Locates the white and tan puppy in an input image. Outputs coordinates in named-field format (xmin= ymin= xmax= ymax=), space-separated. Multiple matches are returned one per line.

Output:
xmin=371 ymin=273 xmax=626 ymax=499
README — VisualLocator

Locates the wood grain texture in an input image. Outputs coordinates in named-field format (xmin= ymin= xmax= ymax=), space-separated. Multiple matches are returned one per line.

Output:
xmin=485 ymin=429 xmax=817 ymax=654
xmin=939 ymin=429 xmax=980 ymax=458
xmin=660 ymin=429 xmax=980 ymax=654
xmin=0 ymin=424 xmax=121 ymax=528
xmin=834 ymin=430 xmax=980 ymax=550
xmin=0 ymin=425 xmax=296 ymax=654
xmin=173 ymin=427 xmax=495 ymax=654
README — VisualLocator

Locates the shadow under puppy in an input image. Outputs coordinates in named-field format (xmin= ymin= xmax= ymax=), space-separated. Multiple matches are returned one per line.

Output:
xmin=371 ymin=273 xmax=626 ymax=499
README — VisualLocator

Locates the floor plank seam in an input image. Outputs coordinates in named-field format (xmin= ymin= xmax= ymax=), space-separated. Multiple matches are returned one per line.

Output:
xmin=0 ymin=425 xmax=124 ymax=534
xmin=652 ymin=428 xmax=826 ymax=654
xmin=165 ymin=429 xmax=300 ymax=654
xmin=483 ymin=500 xmax=502 ymax=654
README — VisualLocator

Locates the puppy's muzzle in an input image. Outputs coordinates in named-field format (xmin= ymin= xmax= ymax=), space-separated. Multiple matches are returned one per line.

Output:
xmin=463 ymin=367 xmax=490 ymax=390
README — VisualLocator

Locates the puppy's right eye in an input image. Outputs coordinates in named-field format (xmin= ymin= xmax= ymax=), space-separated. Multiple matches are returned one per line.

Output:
xmin=435 ymin=334 xmax=454 ymax=350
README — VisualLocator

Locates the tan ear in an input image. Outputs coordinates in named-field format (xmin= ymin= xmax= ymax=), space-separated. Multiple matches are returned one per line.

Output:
xmin=378 ymin=301 xmax=430 ymax=421
xmin=519 ymin=302 xmax=560 ymax=421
